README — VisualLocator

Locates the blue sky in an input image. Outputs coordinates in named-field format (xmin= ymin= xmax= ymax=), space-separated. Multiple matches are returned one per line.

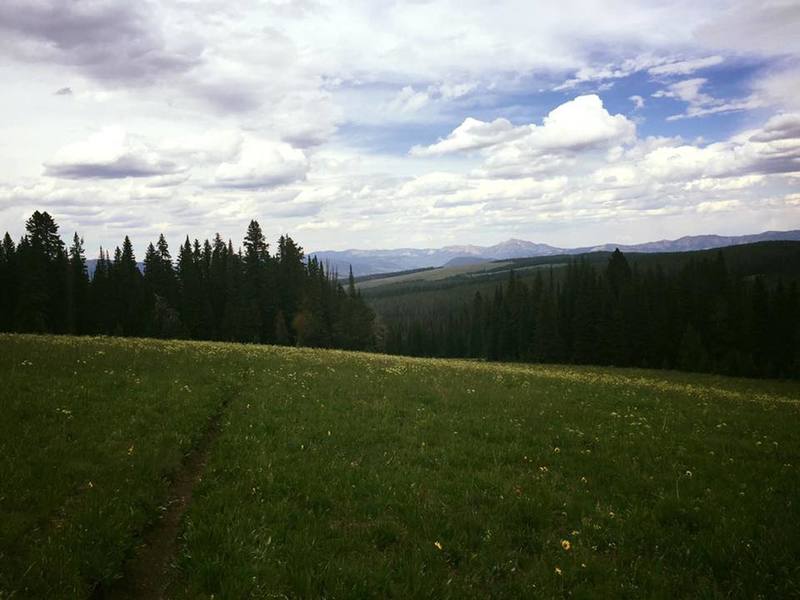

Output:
xmin=0 ymin=0 xmax=798 ymax=253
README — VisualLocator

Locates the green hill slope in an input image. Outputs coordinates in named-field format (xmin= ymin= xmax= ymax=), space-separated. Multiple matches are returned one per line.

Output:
xmin=2 ymin=334 xmax=799 ymax=598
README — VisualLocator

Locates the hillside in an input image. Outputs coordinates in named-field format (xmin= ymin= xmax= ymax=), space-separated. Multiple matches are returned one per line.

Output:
xmin=363 ymin=241 xmax=800 ymax=380
xmin=2 ymin=334 xmax=799 ymax=598
xmin=313 ymin=230 xmax=800 ymax=277
xmin=359 ymin=240 xmax=800 ymax=300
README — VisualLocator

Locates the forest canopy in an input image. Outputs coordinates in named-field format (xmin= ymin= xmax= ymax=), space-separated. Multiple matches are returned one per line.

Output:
xmin=0 ymin=211 xmax=375 ymax=351
xmin=2 ymin=211 xmax=798 ymax=379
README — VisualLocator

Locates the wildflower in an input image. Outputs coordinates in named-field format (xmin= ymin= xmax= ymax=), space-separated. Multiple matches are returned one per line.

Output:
xmin=561 ymin=539 xmax=571 ymax=551
xmin=434 ymin=541 xmax=443 ymax=550
xmin=685 ymin=470 xmax=692 ymax=478
xmin=554 ymin=566 xmax=562 ymax=576
xmin=554 ymin=447 xmax=561 ymax=453
xmin=127 ymin=444 xmax=135 ymax=456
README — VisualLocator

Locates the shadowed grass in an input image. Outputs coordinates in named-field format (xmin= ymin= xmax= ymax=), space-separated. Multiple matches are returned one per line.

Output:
xmin=0 ymin=335 xmax=246 ymax=598
xmin=1 ymin=334 xmax=799 ymax=598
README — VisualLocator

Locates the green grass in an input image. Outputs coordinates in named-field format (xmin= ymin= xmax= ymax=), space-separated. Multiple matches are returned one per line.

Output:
xmin=2 ymin=334 xmax=799 ymax=598
xmin=0 ymin=335 xmax=248 ymax=598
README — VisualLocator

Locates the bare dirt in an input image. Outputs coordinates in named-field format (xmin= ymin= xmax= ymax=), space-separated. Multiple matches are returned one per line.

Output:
xmin=93 ymin=407 xmax=227 ymax=600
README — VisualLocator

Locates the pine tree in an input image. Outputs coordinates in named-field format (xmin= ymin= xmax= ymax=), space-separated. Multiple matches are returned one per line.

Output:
xmin=0 ymin=233 xmax=17 ymax=332
xmin=242 ymin=221 xmax=269 ymax=342
xmin=606 ymin=248 xmax=632 ymax=299
xmin=144 ymin=236 xmax=182 ymax=338
xmin=66 ymin=233 xmax=90 ymax=334
xmin=468 ymin=291 xmax=485 ymax=358
xmin=15 ymin=211 xmax=66 ymax=332
xmin=117 ymin=236 xmax=145 ymax=336
xmin=276 ymin=234 xmax=305 ymax=343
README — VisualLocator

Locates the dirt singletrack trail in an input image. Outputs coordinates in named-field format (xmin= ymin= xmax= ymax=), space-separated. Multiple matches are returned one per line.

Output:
xmin=94 ymin=403 xmax=229 ymax=600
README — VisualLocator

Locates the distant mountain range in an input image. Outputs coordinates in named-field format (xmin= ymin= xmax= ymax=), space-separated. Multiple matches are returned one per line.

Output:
xmin=311 ymin=230 xmax=800 ymax=277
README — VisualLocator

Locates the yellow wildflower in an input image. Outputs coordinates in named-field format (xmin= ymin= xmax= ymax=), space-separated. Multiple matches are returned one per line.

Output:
xmin=561 ymin=540 xmax=571 ymax=551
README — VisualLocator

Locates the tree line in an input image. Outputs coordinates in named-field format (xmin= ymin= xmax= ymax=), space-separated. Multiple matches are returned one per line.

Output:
xmin=383 ymin=249 xmax=800 ymax=379
xmin=0 ymin=211 xmax=375 ymax=350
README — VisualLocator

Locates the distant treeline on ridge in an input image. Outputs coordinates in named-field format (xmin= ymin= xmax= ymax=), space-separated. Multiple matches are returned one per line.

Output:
xmin=1 ymin=211 xmax=798 ymax=379
xmin=0 ymin=211 xmax=375 ymax=350
xmin=381 ymin=247 xmax=800 ymax=379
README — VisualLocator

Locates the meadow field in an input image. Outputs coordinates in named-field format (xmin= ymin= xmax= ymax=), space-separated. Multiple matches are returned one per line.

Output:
xmin=1 ymin=334 xmax=799 ymax=598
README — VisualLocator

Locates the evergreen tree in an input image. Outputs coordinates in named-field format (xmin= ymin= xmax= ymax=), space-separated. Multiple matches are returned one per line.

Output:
xmin=116 ymin=236 xmax=145 ymax=336
xmin=66 ymin=233 xmax=90 ymax=334
xmin=0 ymin=233 xmax=17 ymax=332
xmin=15 ymin=211 xmax=66 ymax=332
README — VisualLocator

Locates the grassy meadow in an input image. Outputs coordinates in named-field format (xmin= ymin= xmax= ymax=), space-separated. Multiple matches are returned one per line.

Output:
xmin=1 ymin=334 xmax=799 ymax=598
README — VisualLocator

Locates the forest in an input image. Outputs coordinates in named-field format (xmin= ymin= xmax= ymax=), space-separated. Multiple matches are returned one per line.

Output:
xmin=3 ymin=210 xmax=798 ymax=380
xmin=0 ymin=211 xmax=375 ymax=350
xmin=381 ymin=247 xmax=800 ymax=379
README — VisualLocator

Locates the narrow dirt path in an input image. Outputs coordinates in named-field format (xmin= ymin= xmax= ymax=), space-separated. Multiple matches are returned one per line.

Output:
xmin=93 ymin=404 xmax=228 ymax=600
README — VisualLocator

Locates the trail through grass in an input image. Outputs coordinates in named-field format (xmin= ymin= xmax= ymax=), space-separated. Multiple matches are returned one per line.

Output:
xmin=1 ymin=334 xmax=799 ymax=598
xmin=0 ymin=335 xmax=247 ymax=598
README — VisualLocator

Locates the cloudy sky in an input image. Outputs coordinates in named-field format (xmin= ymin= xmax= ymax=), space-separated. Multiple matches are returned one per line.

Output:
xmin=1 ymin=0 xmax=799 ymax=255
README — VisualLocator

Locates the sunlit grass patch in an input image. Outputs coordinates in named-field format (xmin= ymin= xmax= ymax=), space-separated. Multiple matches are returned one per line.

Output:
xmin=171 ymin=345 xmax=800 ymax=598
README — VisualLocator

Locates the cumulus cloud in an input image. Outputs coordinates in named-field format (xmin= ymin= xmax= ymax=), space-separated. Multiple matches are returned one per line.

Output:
xmin=45 ymin=127 xmax=182 ymax=179
xmin=410 ymin=117 xmax=523 ymax=156
xmin=750 ymin=113 xmax=800 ymax=142
xmin=412 ymin=95 xmax=635 ymax=161
xmin=213 ymin=138 xmax=309 ymax=189
xmin=2 ymin=1 xmax=800 ymax=252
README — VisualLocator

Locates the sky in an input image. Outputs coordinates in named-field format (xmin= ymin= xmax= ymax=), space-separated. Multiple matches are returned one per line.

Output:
xmin=1 ymin=0 xmax=799 ymax=255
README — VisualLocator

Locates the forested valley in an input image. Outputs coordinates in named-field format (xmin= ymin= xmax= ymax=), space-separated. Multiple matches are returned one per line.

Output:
xmin=379 ymin=247 xmax=800 ymax=379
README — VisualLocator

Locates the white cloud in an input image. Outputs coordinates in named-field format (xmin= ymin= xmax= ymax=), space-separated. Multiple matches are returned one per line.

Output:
xmin=388 ymin=86 xmax=431 ymax=113
xmin=213 ymin=138 xmax=308 ymax=189
xmin=696 ymin=2 xmax=800 ymax=56
xmin=653 ymin=78 xmax=711 ymax=104
xmin=750 ymin=113 xmax=800 ymax=142
xmin=629 ymin=95 xmax=645 ymax=110
xmin=45 ymin=126 xmax=182 ymax=179
xmin=410 ymin=117 xmax=523 ymax=156
xmin=3 ymin=1 xmax=800 ymax=252
xmin=648 ymin=56 xmax=724 ymax=76
xmin=652 ymin=77 xmax=763 ymax=120
xmin=412 ymin=95 xmax=635 ymax=159
xmin=752 ymin=65 xmax=800 ymax=112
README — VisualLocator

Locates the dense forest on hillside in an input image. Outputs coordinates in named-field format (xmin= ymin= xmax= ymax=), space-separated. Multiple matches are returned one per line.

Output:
xmin=0 ymin=211 xmax=375 ymax=350
xmin=3 ymin=211 xmax=798 ymax=379
xmin=381 ymin=248 xmax=800 ymax=379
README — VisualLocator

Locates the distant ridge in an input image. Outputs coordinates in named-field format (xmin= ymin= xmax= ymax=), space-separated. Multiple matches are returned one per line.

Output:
xmin=311 ymin=229 xmax=800 ymax=276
